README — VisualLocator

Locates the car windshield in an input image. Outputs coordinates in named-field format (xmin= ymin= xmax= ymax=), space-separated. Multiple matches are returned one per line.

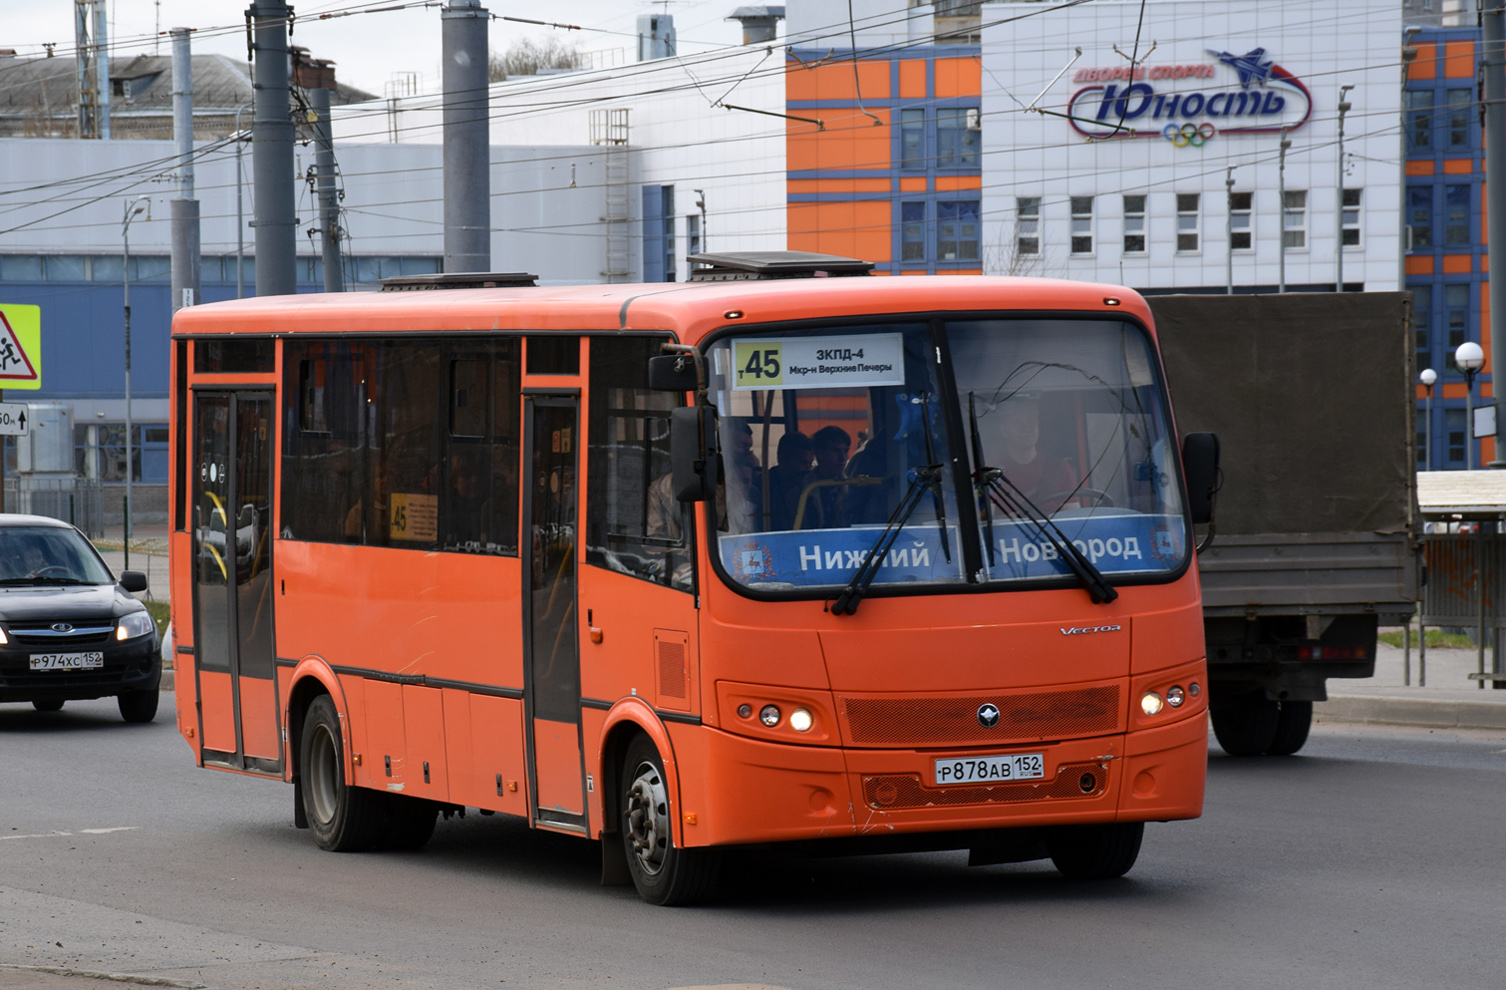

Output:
xmin=0 ymin=526 xmax=114 ymax=585
xmin=951 ymin=319 xmax=1188 ymax=587
xmin=703 ymin=317 xmax=1189 ymax=597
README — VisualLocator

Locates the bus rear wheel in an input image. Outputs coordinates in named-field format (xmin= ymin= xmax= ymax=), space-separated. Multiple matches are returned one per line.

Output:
xmin=620 ymin=735 xmax=719 ymax=906
xmin=300 ymin=695 xmax=387 ymax=852
xmin=1046 ymin=822 xmax=1144 ymax=879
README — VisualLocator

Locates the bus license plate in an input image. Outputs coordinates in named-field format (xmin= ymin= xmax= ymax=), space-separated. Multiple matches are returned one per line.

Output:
xmin=29 ymin=652 xmax=105 ymax=671
xmin=934 ymin=753 xmax=1045 ymax=785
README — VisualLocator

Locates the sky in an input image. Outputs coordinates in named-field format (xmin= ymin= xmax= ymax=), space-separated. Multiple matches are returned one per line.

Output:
xmin=0 ymin=0 xmax=750 ymax=98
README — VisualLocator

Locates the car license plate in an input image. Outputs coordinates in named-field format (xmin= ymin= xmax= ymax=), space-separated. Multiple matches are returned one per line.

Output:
xmin=29 ymin=652 xmax=105 ymax=671
xmin=934 ymin=752 xmax=1045 ymax=785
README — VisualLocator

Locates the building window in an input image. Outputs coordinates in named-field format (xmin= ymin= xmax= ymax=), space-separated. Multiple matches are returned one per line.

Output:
xmin=901 ymin=202 xmax=926 ymax=261
xmin=1409 ymin=186 xmax=1433 ymax=249
xmin=1122 ymin=194 xmax=1146 ymax=254
xmin=1415 ymin=284 xmax=1432 ymax=370
xmin=936 ymin=107 xmax=980 ymax=168
xmin=900 ymin=108 xmax=925 ymax=169
xmin=1341 ymin=188 xmax=1362 ymax=247
xmin=1448 ymin=88 xmax=1471 ymax=148
xmin=1230 ymin=191 xmax=1253 ymax=250
xmin=686 ymin=214 xmax=701 ymax=258
xmin=1405 ymin=89 xmax=1433 ymax=150
xmin=1447 ymin=407 xmax=1465 ymax=464
xmin=1016 ymin=197 xmax=1040 ymax=256
xmin=1069 ymin=197 xmax=1093 ymax=255
xmin=1446 ymin=284 xmax=1469 ymax=368
xmin=1176 ymin=193 xmax=1200 ymax=252
xmin=1444 ymin=184 xmax=1471 ymax=246
xmin=1282 ymin=190 xmax=1307 ymax=249
xmin=642 ymin=185 xmax=675 ymax=282
xmin=938 ymin=201 xmax=980 ymax=261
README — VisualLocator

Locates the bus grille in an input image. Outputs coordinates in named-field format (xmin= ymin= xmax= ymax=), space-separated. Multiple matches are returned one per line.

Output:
xmin=862 ymin=762 xmax=1107 ymax=810
xmin=839 ymin=685 xmax=1121 ymax=746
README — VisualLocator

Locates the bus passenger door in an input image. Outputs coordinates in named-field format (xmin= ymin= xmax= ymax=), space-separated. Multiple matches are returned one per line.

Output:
xmin=522 ymin=395 xmax=586 ymax=830
xmin=191 ymin=391 xmax=280 ymax=773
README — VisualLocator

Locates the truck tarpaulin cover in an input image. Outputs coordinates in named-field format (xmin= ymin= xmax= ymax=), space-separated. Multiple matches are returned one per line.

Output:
xmin=1149 ymin=292 xmax=1413 ymax=537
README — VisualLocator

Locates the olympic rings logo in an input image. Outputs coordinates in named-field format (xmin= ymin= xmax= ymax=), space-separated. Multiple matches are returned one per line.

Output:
xmin=1163 ymin=122 xmax=1217 ymax=147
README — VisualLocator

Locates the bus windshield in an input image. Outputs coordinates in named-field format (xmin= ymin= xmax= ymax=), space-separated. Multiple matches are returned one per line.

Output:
xmin=705 ymin=318 xmax=1188 ymax=596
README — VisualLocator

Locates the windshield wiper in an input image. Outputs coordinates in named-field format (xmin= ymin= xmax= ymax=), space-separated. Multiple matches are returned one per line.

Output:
xmin=0 ymin=576 xmax=88 ymax=586
xmin=830 ymin=462 xmax=943 ymax=616
xmin=978 ymin=469 xmax=1118 ymax=605
xmin=969 ymin=394 xmax=997 ymax=568
xmin=830 ymin=392 xmax=952 ymax=616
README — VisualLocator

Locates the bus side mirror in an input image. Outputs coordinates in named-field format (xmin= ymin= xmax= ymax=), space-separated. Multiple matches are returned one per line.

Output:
xmin=1182 ymin=432 xmax=1220 ymax=525
xmin=671 ymin=406 xmax=718 ymax=502
xmin=648 ymin=354 xmax=698 ymax=392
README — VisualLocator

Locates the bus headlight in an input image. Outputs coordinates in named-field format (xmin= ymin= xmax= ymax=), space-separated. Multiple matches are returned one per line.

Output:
xmin=759 ymin=705 xmax=781 ymax=727
xmin=1166 ymin=686 xmax=1186 ymax=708
xmin=1140 ymin=691 xmax=1164 ymax=716
xmin=789 ymin=708 xmax=813 ymax=733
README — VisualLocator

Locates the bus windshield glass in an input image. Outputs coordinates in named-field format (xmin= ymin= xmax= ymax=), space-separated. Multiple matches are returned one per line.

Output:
xmin=705 ymin=317 xmax=1188 ymax=596
xmin=952 ymin=319 xmax=1188 ymax=587
xmin=706 ymin=324 xmax=968 ymax=593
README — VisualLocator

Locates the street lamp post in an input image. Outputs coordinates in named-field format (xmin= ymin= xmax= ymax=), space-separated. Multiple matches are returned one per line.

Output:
xmin=1278 ymin=126 xmax=1292 ymax=293
xmin=1336 ymin=84 xmax=1354 ymax=293
xmin=122 ymin=196 xmax=150 ymax=564
xmin=1421 ymin=367 xmax=1438 ymax=470
xmin=1226 ymin=167 xmax=1235 ymax=295
xmin=234 ymin=103 xmax=252 ymax=299
xmin=1457 ymin=341 xmax=1486 ymax=470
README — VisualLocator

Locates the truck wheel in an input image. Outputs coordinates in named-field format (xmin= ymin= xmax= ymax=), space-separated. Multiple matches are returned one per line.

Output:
xmin=620 ymin=734 xmax=720 ymax=905
xmin=300 ymin=695 xmax=387 ymax=852
xmin=1266 ymin=700 xmax=1313 ymax=756
xmin=1210 ymin=695 xmax=1279 ymax=756
xmin=1047 ymin=822 xmax=1144 ymax=879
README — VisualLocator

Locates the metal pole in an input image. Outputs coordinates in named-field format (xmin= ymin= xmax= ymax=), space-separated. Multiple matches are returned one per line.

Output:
xmin=1484 ymin=0 xmax=1506 ymax=465
xmin=311 ymin=86 xmax=343 ymax=292
xmin=1467 ymin=370 xmax=1476 ymax=470
xmin=1426 ymin=382 xmax=1434 ymax=470
xmin=122 ymin=198 xmax=148 ymax=558
xmin=170 ymin=27 xmax=200 ymax=315
xmin=442 ymin=0 xmax=491 ymax=274
xmin=1278 ymin=127 xmax=1291 ymax=294
xmin=1479 ymin=525 xmax=1487 ymax=689
xmin=94 ymin=1 xmax=109 ymax=139
xmin=1225 ymin=168 xmax=1234 ymax=295
xmin=234 ymin=103 xmax=250 ymax=299
xmin=1336 ymin=85 xmax=1353 ymax=292
xmin=249 ymin=1 xmax=297 ymax=296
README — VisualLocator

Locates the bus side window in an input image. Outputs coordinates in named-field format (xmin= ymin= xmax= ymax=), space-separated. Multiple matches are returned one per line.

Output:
xmin=585 ymin=336 xmax=689 ymax=590
xmin=281 ymin=344 xmax=365 ymax=543
xmin=439 ymin=340 xmax=521 ymax=555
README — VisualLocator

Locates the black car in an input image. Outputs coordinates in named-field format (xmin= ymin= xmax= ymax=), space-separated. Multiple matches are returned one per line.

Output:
xmin=0 ymin=514 xmax=161 ymax=722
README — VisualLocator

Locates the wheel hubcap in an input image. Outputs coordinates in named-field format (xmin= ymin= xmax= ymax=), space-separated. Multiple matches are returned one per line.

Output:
xmin=624 ymin=760 xmax=669 ymax=877
xmin=308 ymin=723 xmax=339 ymax=825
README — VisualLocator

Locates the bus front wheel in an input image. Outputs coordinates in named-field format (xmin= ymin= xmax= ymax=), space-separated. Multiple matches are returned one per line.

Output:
xmin=300 ymin=695 xmax=387 ymax=852
xmin=1046 ymin=821 xmax=1144 ymax=880
xmin=620 ymin=735 xmax=720 ymax=906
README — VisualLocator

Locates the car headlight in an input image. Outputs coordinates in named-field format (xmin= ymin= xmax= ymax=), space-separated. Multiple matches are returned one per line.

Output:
xmin=117 ymin=611 xmax=155 ymax=641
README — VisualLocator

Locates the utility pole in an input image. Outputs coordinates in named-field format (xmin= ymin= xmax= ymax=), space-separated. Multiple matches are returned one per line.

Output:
xmin=442 ymin=0 xmax=491 ymax=273
xmin=248 ymin=1 xmax=297 ymax=296
xmin=1484 ymin=0 xmax=1506 ymax=465
xmin=310 ymin=86 xmax=343 ymax=291
xmin=1336 ymin=84 xmax=1354 ymax=293
xmin=170 ymin=28 xmax=201 ymax=315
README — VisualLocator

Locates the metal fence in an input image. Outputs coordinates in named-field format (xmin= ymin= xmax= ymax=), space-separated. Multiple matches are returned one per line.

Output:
xmin=1419 ymin=531 xmax=1506 ymax=686
xmin=2 ymin=476 xmax=106 ymax=537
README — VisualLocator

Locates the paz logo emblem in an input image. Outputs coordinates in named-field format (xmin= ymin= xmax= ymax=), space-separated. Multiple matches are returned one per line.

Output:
xmin=977 ymin=703 xmax=1001 ymax=728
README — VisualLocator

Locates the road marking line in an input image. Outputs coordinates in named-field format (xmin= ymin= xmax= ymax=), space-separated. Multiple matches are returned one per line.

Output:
xmin=1 ymin=827 xmax=137 ymax=841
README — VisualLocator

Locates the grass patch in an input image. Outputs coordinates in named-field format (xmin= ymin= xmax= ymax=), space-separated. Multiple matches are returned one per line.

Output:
xmin=141 ymin=599 xmax=171 ymax=635
xmin=1378 ymin=628 xmax=1476 ymax=649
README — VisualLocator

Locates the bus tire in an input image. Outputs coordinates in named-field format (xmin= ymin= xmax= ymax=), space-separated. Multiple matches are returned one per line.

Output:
xmin=1210 ymin=694 xmax=1279 ymax=757
xmin=300 ymin=695 xmax=386 ymax=852
xmin=620 ymin=734 xmax=719 ymax=906
xmin=379 ymin=796 xmax=438 ymax=851
xmin=117 ymin=688 xmax=158 ymax=723
xmin=1046 ymin=822 xmax=1144 ymax=880
xmin=1265 ymin=700 xmax=1313 ymax=756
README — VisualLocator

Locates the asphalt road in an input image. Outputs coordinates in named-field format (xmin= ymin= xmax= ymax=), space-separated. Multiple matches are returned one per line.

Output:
xmin=2 ymin=698 xmax=1503 ymax=990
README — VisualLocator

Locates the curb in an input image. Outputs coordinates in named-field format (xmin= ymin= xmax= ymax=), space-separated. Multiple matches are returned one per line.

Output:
xmin=159 ymin=669 xmax=174 ymax=693
xmin=1318 ymin=694 xmax=1506 ymax=732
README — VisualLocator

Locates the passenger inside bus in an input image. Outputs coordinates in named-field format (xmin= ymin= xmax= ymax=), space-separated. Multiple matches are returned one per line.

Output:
xmin=995 ymin=395 xmax=1079 ymax=512
xmin=766 ymin=431 xmax=816 ymax=531
xmin=808 ymin=425 xmax=853 ymax=528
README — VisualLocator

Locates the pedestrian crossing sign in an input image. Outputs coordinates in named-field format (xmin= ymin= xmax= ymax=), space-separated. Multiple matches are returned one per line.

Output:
xmin=0 ymin=304 xmax=40 ymax=389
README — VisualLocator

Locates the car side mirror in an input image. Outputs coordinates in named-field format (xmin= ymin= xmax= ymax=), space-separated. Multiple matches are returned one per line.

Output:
xmin=670 ymin=405 xmax=718 ymax=502
xmin=119 ymin=570 xmax=148 ymax=594
xmin=648 ymin=354 xmax=699 ymax=392
xmin=1181 ymin=432 xmax=1220 ymax=526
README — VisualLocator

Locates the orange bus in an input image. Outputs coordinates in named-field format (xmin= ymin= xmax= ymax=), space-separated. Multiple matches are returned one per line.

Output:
xmin=169 ymin=253 xmax=1218 ymax=905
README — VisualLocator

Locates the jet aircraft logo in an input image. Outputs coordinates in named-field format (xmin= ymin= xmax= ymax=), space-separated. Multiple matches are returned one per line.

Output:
xmin=1209 ymin=47 xmax=1276 ymax=87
